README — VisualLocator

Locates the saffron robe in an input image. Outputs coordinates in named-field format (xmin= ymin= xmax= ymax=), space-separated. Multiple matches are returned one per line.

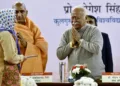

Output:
xmin=15 ymin=17 xmax=48 ymax=73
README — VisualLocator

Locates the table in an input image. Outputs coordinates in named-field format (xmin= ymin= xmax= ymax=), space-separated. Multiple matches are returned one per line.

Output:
xmin=37 ymin=83 xmax=120 ymax=86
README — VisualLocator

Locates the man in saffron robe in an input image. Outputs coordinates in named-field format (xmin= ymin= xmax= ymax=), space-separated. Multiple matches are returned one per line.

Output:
xmin=12 ymin=1 xmax=48 ymax=74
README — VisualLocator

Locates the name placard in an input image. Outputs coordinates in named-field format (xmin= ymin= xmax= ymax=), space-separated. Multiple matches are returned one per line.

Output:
xmin=21 ymin=72 xmax=53 ymax=83
xmin=102 ymin=72 xmax=120 ymax=83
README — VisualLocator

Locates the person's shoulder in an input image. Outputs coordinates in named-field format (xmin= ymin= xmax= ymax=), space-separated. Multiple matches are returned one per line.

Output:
xmin=86 ymin=24 xmax=98 ymax=32
xmin=61 ymin=28 xmax=72 ymax=37
xmin=101 ymin=32 xmax=110 ymax=40
xmin=26 ymin=17 xmax=40 ymax=31
xmin=0 ymin=31 xmax=11 ymax=36
xmin=26 ymin=17 xmax=33 ymax=23
xmin=26 ymin=17 xmax=37 ymax=26
xmin=64 ymin=28 xmax=72 ymax=34
xmin=86 ymin=24 xmax=97 ymax=30
xmin=0 ymin=31 xmax=12 ymax=39
xmin=101 ymin=32 xmax=108 ymax=36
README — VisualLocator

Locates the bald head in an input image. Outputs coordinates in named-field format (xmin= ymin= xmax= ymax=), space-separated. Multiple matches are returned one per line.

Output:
xmin=71 ymin=6 xmax=86 ymax=29
xmin=12 ymin=1 xmax=26 ymax=10
xmin=72 ymin=6 xmax=86 ymax=19
xmin=12 ymin=1 xmax=28 ymax=25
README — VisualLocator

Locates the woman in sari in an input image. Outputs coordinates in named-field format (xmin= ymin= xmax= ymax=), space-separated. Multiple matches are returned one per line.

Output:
xmin=0 ymin=9 xmax=26 ymax=86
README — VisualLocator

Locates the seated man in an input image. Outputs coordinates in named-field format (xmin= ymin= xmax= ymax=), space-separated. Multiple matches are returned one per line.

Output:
xmin=12 ymin=1 xmax=48 ymax=73
xmin=56 ymin=6 xmax=105 ymax=80
xmin=86 ymin=15 xmax=113 ymax=72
